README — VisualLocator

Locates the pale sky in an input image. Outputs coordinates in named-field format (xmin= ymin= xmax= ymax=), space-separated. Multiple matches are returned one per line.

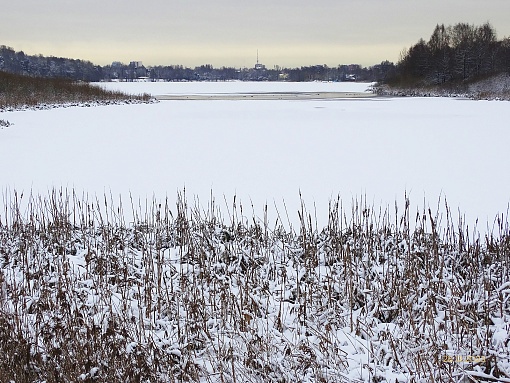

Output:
xmin=2 ymin=1 xmax=510 ymax=68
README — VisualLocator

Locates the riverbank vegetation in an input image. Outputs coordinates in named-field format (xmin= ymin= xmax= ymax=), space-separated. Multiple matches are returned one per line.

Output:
xmin=1 ymin=190 xmax=509 ymax=382
xmin=0 ymin=70 xmax=151 ymax=111
xmin=381 ymin=23 xmax=510 ymax=99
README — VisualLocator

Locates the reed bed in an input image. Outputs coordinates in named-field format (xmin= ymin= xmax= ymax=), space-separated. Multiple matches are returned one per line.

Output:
xmin=0 ymin=71 xmax=152 ymax=111
xmin=0 ymin=189 xmax=509 ymax=382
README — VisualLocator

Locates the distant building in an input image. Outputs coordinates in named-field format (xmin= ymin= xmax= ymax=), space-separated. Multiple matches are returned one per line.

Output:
xmin=130 ymin=61 xmax=143 ymax=68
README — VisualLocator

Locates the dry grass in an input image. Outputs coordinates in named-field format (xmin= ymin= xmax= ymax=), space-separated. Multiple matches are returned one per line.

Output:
xmin=0 ymin=189 xmax=509 ymax=382
xmin=0 ymin=71 xmax=152 ymax=110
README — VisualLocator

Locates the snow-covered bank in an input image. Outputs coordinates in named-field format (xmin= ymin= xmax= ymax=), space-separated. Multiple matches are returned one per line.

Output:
xmin=0 ymin=97 xmax=157 ymax=113
xmin=376 ymin=73 xmax=510 ymax=100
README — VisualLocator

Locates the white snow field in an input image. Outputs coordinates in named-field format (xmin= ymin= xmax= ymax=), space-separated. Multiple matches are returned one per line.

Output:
xmin=1 ymin=81 xmax=509 ymax=229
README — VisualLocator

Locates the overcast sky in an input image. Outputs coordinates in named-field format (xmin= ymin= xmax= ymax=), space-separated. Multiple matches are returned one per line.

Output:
xmin=2 ymin=1 xmax=510 ymax=68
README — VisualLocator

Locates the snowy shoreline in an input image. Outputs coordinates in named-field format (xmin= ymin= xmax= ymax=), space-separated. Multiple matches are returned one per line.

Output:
xmin=375 ymin=73 xmax=510 ymax=101
xmin=0 ymin=97 xmax=157 ymax=114
xmin=374 ymin=86 xmax=510 ymax=100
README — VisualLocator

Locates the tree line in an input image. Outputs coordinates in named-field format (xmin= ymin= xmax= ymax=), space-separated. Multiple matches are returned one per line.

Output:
xmin=387 ymin=22 xmax=510 ymax=86
xmin=0 ymin=46 xmax=103 ymax=82
xmin=0 ymin=45 xmax=395 ymax=83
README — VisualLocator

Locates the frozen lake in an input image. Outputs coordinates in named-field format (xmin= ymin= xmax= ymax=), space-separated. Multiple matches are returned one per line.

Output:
xmin=1 ymin=81 xmax=509 ymax=230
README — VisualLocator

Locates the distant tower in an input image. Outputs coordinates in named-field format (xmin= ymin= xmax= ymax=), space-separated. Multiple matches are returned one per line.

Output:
xmin=254 ymin=50 xmax=265 ymax=70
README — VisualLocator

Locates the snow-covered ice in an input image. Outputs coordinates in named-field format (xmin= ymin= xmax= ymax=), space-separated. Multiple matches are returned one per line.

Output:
xmin=1 ymin=81 xmax=509 ymax=227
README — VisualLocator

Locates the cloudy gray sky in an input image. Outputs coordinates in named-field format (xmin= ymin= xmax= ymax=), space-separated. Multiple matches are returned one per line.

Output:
xmin=2 ymin=1 xmax=510 ymax=68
